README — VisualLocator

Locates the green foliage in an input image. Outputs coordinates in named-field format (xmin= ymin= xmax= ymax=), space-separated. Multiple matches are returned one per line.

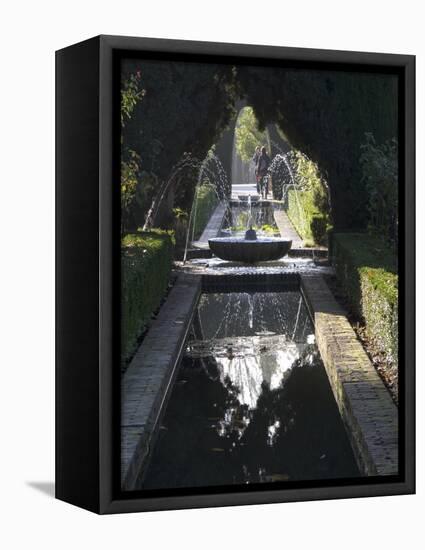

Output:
xmin=333 ymin=233 xmax=398 ymax=367
xmin=118 ymin=62 xmax=398 ymax=237
xmin=285 ymin=151 xmax=331 ymax=245
xmin=360 ymin=133 xmax=398 ymax=244
xmin=171 ymin=207 xmax=189 ymax=249
xmin=227 ymin=222 xmax=278 ymax=235
xmin=122 ymin=170 xmax=159 ymax=233
xmin=310 ymin=215 xmax=329 ymax=244
xmin=287 ymin=189 xmax=315 ymax=243
xmin=233 ymin=210 xmax=249 ymax=228
xmin=237 ymin=65 xmax=398 ymax=231
xmin=121 ymin=150 xmax=141 ymax=215
xmin=120 ymin=71 xmax=146 ymax=232
xmin=234 ymin=106 xmax=267 ymax=162
xmin=121 ymin=231 xmax=174 ymax=363
xmin=121 ymin=71 xmax=145 ymax=128
xmin=260 ymin=224 xmax=279 ymax=235
xmin=121 ymin=59 xmax=237 ymax=227
xmin=292 ymin=151 xmax=330 ymax=214
xmin=191 ymin=183 xmax=219 ymax=240
xmin=172 ymin=207 xmax=188 ymax=221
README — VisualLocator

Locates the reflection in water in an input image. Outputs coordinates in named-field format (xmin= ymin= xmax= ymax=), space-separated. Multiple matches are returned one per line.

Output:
xmin=189 ymin=335 xmax=305 ymax=410
xmin=140 ymin=292 xmax=360 ymax=490
xmin=222 ymin=203 xmax=279 ymax=239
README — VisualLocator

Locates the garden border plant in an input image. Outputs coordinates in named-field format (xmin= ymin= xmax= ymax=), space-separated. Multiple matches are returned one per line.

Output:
xmin=332 ymin=232 xmax=398 ymax=369
xmin=281 ymin=151 xmax=331 ymax=246
xmin=121 ymin=230 xmax=175 ymax=365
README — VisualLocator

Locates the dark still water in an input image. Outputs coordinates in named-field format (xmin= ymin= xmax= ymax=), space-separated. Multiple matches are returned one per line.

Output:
xmin=140 ymin=291 xmax=360 ymax=490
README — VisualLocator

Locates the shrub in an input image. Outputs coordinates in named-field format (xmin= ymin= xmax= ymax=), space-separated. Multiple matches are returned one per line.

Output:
xmin=360 ymin=133 xmax=398 ymax=245
xmin=311 ymin=215 xmax=328 ymax=244
xmin=333 ymin=233 xmax=398 ymax=367
xmin=121 ymin=71 xmax=145 ymax=127
xmin=234 ymin=106 xmax=267 ymax=162
xmin=121 ymin=149 xmax=141 ymax=231
xmin=171 ymin=207 xmax=189 ymax=249
xmin=120 ymin=71 xmax=146 ymax=232
xmin=282 ymin=151 xmax=331 ymax=246
xmin=287 ymin=189 xmax=330 ymax=245
xmin=121 ymin=230 xmax=174 ymax=363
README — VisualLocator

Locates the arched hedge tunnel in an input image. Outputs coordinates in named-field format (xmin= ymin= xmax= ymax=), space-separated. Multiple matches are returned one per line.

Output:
xmin=122 ymin=59 xmax=398 ymax=232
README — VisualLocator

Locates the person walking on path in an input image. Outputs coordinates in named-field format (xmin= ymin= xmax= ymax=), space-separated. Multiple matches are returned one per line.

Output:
xmin=257 ymin=146 xmax=271 ymax=199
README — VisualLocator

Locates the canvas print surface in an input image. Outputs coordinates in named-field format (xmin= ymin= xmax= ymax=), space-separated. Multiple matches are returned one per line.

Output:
xmin=119 ymin=56 xmax=399 ymax=494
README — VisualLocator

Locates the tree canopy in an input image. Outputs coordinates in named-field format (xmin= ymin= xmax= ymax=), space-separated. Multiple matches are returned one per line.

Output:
xmin=234 ymin=106 xmax=267 ymax=163
xmin=120 ymin=59 xmax=398 ymax=233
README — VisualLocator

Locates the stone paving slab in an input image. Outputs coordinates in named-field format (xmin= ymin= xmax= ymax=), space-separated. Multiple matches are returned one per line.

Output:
xmin=192 ymin=202 xmax=227 ymax=249
xmin=121 ymin=273 xmax=201 ymax=489
xmin=301 ymin=274 xmax=398 ymax=476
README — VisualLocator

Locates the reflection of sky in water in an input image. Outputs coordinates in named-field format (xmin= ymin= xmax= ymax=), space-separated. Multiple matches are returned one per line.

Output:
xmin=188 ymin=292 xmax=315 ymax=441
xmin=142 ymin=291 xmax=360 ymax=489
xmin=190 ymin=336 xmax=307 ymax=409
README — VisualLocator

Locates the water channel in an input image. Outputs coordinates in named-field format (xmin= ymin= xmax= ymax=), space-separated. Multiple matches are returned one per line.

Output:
xmin=139 ymin=289 xmax=360 ymax=490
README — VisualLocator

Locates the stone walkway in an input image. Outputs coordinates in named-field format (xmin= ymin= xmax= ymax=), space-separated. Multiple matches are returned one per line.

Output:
xmin=273 ymin=209 xmax=304 ymax=248
xmin=121 ymin=273 xmax=201 ymax=490
xmin=301 ymin=274 xmax=398 ymax=476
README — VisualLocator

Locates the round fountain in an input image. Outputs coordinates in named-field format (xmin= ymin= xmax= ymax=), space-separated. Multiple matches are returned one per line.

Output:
xmin=209 ymin=195 xmax=292 ymax=263
xmin=209 ymin=228 xmax=291 ymax=263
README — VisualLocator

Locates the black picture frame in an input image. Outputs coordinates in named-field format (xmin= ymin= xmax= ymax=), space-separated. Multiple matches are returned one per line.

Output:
xmin=56 ymin=35 xmax=415 ymax=514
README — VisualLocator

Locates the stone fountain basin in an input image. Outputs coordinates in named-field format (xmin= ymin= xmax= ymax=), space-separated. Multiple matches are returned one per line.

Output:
xmin=237 ymin=194 xmax=260 ymax=202
xmin=208 ymin=237 xmax=292 ymax=263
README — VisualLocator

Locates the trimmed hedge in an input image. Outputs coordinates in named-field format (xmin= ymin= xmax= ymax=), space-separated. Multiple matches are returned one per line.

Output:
xmin=333 ymin=233 xmax=398 ymax=367
xmin=121 ymin=231 xmax=174 ymax=363
xmin=287 ymin=188 xmax=329 ymax=245
xmin=192 ymin=183 xmax=219 ymax=240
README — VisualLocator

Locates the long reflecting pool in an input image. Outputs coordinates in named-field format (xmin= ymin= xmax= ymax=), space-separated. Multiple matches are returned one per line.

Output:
xmin=139 ymin=290 xmax=360 ymax=490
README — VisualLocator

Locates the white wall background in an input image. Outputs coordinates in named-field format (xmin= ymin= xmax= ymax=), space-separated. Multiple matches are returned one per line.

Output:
xmin=0 ymin=0 xmax=422 ymax=547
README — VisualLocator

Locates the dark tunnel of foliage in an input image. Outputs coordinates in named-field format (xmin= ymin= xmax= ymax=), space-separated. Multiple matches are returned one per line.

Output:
xmin=120 ymin=58 xmax=398 ymax=235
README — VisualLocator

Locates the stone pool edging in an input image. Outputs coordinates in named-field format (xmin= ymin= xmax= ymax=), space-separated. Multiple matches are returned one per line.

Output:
xmin=121 ymin=269 xmax=398 ymax=490
xmin=300 ymin=274 xmax=398 ymax=476
xmin=121 ymin=272 xmax=202 ymax=490
xmin=273 ymin=209 xmax=304 ymax=248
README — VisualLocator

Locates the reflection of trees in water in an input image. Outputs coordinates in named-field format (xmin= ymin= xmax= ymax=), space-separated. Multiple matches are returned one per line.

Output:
xmin=215 ymin=339 xmax=302 ymax=408
xmin=140 ymin=354 xmax=244 ymax=489
xmin=141 ymin=347 xmax=359 ymax=490
xmin=141 ymin=295 xmax=360 ymax=491
xmin=215 ymin=347 xmax=360 ymax=483
xmin=228 ymin=204 xmax=277 ymax=232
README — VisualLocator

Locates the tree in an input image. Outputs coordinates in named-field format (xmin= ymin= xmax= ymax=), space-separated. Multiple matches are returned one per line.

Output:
xmin=120 ymin=71 xmax=145 ymax=232
xmin=234 ymin=106 xmax=267 ymax=162
xmin=121 ymin=59 xmax=238 ymax=230
xmin=360 ymin=133 xmax=398 ymax=244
